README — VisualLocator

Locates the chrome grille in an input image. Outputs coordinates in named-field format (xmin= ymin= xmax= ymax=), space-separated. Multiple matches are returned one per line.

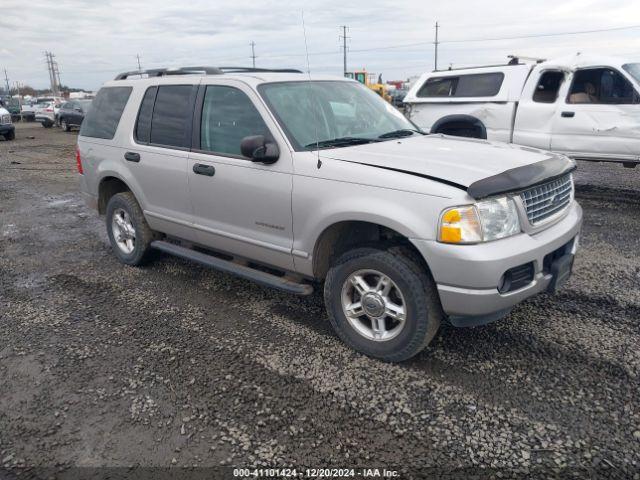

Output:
xmin=520 ymin=174 xmax=573 ymax=225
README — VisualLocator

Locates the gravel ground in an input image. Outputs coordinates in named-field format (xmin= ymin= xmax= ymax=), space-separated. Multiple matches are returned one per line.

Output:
xmin=1 ymin=122 xmax=639 ymax=479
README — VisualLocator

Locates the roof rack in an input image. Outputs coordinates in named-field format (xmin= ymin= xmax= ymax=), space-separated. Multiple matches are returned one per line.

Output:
xmin=114 ymin=66 xmax=303 ymax=80
xmin=217 ymin=67 xmax=303 ymax=73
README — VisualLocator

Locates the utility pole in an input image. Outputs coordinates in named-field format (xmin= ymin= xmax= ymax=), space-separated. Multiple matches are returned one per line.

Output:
xmin=434 ymin=21 xmax=440 ymax=71
xmin=136 ymin=54 xmax=142 ymax=72
xmin=44 ymin=51 xmax=60 ymax=95
xmin=339 ymin=25 xmax=349 ymax=76
xmin=250 ymin=41 xmax=256 ymax=68
xmin=4 ymin=69 xmax=10 ymax=95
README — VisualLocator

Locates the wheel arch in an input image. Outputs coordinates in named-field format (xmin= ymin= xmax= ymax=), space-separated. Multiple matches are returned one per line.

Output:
xmin=312 ymin=220 xmax=430 ymax=280
xmin=431 ymin=114 xmax=487 ymax=139
xmin=98 ymin=175 xmax=133 ymax=215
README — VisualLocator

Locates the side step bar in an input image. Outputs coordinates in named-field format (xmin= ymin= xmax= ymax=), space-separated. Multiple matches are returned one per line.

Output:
xmin=150 ymin=240 xmax=314 ymax=296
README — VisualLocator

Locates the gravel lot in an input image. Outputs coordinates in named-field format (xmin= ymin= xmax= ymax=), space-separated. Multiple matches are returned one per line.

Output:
xmin=1 ymin=122 xmax=639 ymax=479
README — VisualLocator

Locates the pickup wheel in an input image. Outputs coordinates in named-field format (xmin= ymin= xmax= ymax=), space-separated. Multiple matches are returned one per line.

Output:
xmin=106 ymin=192 xmax=156 ymax=266
xmin=4 ymin=130 xmax=15 ymax=141
xmin=324 ymin=247 xmax=442 ymax=362
xmin=60 ymin=118 xmax=71 ymax=132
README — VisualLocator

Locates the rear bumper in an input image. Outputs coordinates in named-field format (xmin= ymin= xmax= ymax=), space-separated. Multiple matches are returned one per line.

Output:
xmin=36 ymin=114 xmax=55 ymax=124
xmin=412 ymin=201 xmax=582 ymax=322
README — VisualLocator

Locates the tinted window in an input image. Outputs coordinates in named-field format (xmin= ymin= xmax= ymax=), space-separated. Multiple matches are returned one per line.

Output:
xmin=533 ymin=71 xmax=565 ymax=103
xmin=417 ymin=72 xmax=504 ymax=98
xmin=150 ymin=85 xmax=194 ymax=148
xmin=80 ymin=87 xmax=132 ymax=139
xmin=417 ymin=77 xmax=455 ymax=97
xmin=135 ymin=86 xmax=157 ymax=144
xmin=568 ymin=68 xmax=638 ymax=104
xmin=200 ymin=86 xmax=270 ymax=156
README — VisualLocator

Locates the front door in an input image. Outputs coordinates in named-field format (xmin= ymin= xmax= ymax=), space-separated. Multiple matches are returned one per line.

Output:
xmin=551 ymin=67 xmax=640 ymax=161
xmin=187 ymin=82 xmax=295 ymax=271
xmin=513 ymin=69 xmax=566 ymax=150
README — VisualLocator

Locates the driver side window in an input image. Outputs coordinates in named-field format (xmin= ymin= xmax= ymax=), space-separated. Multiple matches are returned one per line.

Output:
xmin=200 ymin=86 xmax=271 ymax=157
xmin=568 ymin=68 xmax=638 ymax=104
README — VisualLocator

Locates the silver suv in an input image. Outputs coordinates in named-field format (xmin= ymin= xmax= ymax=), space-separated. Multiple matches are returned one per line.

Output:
xmin=77 ymin=66 xmax=582 ymax=362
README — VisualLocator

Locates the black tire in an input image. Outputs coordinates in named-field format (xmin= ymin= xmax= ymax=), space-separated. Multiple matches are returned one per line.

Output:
xmin=324 ymin=247 xmax=443 ymax=362
xmin=3 ymin=130 xmax=15 ymax=141
xmin=105 ymin=192 xmax=156 ymax=266
xmin=42 ymin=121 xmax=53 ymax=128
xmin=60 ymin=118 xmax=70 ymax=132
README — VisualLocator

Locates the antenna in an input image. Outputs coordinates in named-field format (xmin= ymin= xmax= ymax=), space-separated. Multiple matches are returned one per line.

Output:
xmin=301 ymin=10 xmax=321 ymax=168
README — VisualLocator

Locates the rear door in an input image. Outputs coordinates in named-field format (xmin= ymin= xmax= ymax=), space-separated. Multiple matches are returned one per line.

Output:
xmin=125 ymin=82 xmax=199 ymax=240
xmin=551 ymin=67 xmax=640 ymax=160
xmin=513 ymin=69 xmax=567 ymax=150
xmin=187 ymin=81 xmax=295 ymax=271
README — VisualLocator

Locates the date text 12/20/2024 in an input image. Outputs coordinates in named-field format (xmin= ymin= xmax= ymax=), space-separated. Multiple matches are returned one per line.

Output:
xmin=233 ymin=468 xmax=400 ymax=478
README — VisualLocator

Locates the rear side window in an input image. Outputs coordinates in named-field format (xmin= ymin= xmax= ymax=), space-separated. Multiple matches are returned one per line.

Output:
xmin=417 ymin=72 xmax=504 ymax=98
xmin=149 ymin=85 xmax=195 ymax=148
xmin=135 ymin=86 xmax=157 ymax=143
xmin=80 ymin=87 xmax=132 ymax=139
xmin=533 ymin=71 xmax=565 ymax=103
xmin=200 ymin=86 xmax=271 ymax=157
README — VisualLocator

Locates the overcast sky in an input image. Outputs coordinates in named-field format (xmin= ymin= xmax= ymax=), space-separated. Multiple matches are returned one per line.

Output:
xmin=2 ymin=0 xmax=640 ymax=91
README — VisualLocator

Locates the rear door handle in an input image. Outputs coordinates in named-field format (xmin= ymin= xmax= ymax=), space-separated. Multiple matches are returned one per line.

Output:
xmin=124 ymin=152 xmax=140 ymax=162
xmin=561 ymin=111 xmax=575 ymax=118
xmin=193 ymin=164 xmax=215 ymax=176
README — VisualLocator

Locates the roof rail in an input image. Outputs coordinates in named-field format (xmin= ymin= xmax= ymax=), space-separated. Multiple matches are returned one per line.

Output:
xmin=218 ymin=67 xmax=303 ymax=73
xmin=114 ymin=66 xmax=302 ymax=80
xmin=114 ymin=66 xmax=224 ymax=80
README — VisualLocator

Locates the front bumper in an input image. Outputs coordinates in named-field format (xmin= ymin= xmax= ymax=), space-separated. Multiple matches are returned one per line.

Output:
xmin=412 ymin=201 xmax=582 ymax=322
xmin=0 ymin=124 xmax=14 ymax=135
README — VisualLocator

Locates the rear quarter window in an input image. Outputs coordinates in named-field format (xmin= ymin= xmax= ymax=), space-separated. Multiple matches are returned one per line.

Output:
xmin=80 ymin=86 xmax=132 ymax=139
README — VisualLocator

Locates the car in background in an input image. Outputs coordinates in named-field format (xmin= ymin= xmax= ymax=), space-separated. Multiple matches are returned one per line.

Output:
xmin=34 ymin=97 xmax=63 ymax=127
xmin=21 ymin=100 xmax=36 ymax=121
xmin=0 ymin=104 xmax=15 ymax=140
xmin=58 ymin=99 xmax=92 ymax=131
xmin=6 ymin=99 xmax=22 ymax=121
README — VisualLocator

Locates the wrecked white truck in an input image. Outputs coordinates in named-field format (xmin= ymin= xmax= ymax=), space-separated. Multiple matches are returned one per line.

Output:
xmin=404 ymin=55 xmax=640 ymax=168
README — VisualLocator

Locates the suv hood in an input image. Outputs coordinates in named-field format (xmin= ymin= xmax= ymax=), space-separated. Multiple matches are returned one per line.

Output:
xmin=320 ymin=134 xmax=572 ymax=197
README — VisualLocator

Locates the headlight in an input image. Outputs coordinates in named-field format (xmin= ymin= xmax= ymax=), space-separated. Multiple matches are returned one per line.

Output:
xmin=438 ymin=197 xmax=521 ymax=244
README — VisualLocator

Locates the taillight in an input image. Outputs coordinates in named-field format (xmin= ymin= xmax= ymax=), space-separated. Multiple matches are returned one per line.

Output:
xmin=45 ymin=108 xmax=53 ymax=112
xmin=76 ymin=147 xmax=83 ymax=174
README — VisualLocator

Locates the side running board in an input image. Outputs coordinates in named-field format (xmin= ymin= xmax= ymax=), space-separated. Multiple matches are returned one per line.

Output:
xmin=150 ymin=240 xmax=313 ymax=296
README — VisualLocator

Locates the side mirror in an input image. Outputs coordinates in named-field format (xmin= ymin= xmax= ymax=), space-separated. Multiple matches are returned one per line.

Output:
xmin=240 ymin=135 xmax=279 ymax=164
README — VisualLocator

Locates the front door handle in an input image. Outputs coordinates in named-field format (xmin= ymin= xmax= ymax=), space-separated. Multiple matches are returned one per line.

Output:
xmin=561 ymin=111 xmax=575 ymax=118
xmin=193 ymin=164 xmax=215 ymax=176
xmin=124 ymin=151 xmax=140 ymax=162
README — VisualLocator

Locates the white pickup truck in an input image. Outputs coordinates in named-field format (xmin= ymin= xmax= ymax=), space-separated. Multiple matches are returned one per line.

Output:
xmin=404 ymin=55 xmax=640 ymax=168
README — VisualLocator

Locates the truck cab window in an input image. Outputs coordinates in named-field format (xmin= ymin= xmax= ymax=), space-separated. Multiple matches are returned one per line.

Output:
xmin=568 ymin=68 xmax=637 ymax=104
xmin=533 ymin=71 xmax=564 ymax=103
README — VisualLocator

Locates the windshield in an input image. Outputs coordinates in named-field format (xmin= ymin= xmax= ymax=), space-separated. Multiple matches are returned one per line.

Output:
xmin=259 ymin=81 xmax=418 ymax=150
xmin=623 ymin=63 xmax=640 ymax=84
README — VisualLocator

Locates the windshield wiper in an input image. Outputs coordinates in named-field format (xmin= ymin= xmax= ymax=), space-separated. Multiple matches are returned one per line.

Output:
xmin=378 ymin=128 xmax=424 ymax=139
xmin=305 ymin=137 xmax=380 ymax=149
